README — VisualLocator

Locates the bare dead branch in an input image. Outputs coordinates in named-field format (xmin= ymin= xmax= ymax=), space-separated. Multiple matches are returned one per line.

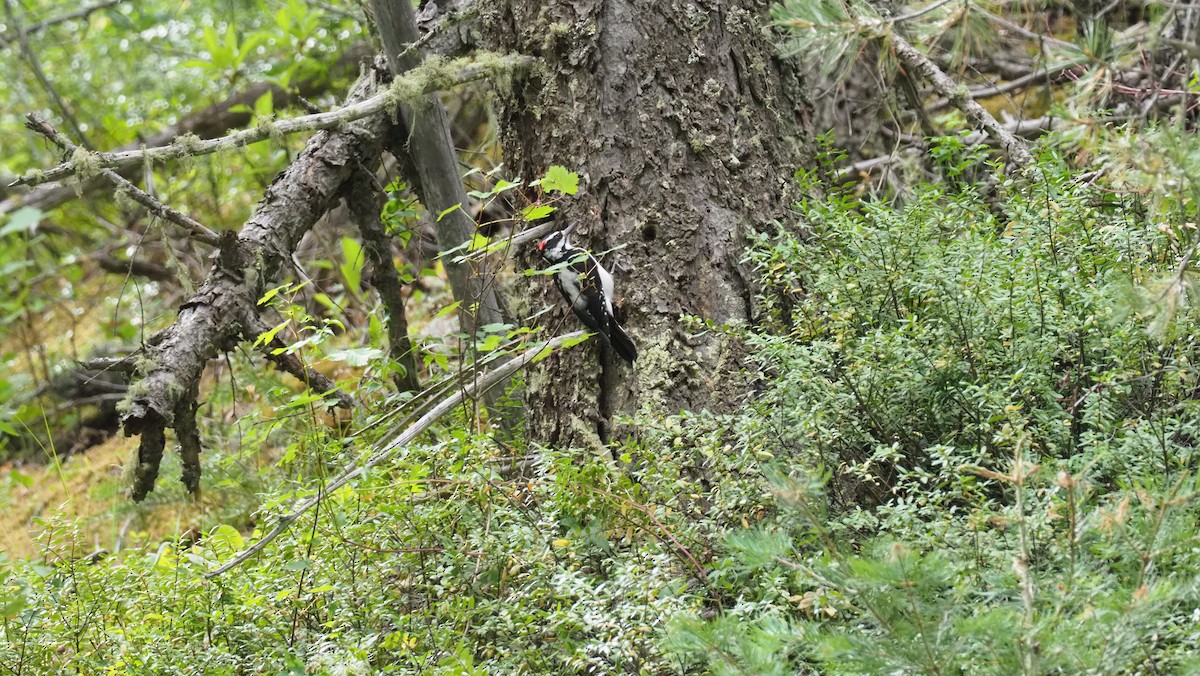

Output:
xmin=95 ymin=255 xmax=175 ymax=282
xmin=344 ymin=165 xmax=422 ymax=393
xmin=838 ymin=115 xmax=1056 ymax=179
xmin=889 ymin=33 xmax=1036 ymax=169
xmin=0 ymin=43 xmax=372 ymax=211
xmin=372 ymin=0 xmax=517 ymax=425
xmin=23 ymin=114 xmax=222 ymax=245
xmin=927 ymin=61 xmax=1084 ymax=112
xmin=12 ymin=54 xmax=533 ymax=189
xmin=119 ymin=59 xmax=398 ymax=500
xmin=971 ymin=6 xmax=1082 ymax=53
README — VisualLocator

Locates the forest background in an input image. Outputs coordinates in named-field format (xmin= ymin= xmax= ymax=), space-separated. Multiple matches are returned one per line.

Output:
xmin=3 ymin=0 xmax=1200 ymax=673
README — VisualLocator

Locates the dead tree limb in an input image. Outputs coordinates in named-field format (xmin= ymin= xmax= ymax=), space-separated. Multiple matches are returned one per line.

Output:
xmin=118 ymin=59 xmax=397 ymax=500
xmin=22 ymin=114 xmax=222 ymax=245
xmin=12 ymin=55 xmax=531 ymax=189
xmin=344 ymin=166 xmax=423 ymax=393
xmin=888 ymin=33 xmax=1036 ymax=169
xmin=371 ymin=0 xmax=508 ymax=339
xmin=371 ymin=0 xmax=518 ymax=429
xmin=0 ymin=43 xmax=373 ymax=213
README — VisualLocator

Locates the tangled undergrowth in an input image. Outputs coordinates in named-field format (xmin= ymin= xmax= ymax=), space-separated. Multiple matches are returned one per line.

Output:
xmin=6 ymin=140 xmax=1200 ymax=673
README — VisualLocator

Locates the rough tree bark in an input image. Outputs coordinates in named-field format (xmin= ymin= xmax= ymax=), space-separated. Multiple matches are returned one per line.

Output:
xmin=482 ymin=0 xmax=812 ymax=449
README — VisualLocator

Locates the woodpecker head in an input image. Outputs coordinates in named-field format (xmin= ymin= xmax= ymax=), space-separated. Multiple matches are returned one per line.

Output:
xmin=537 ymin=230 xmax=571 ymax=263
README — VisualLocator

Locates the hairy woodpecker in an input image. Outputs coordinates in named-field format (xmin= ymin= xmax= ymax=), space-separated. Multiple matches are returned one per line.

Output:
xmin=537 ymin=228 xmax=638 ymax=363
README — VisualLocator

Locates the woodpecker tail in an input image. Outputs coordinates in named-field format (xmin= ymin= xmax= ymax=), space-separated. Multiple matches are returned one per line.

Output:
xmin=607 ymin=320 xmax=638 ymax=363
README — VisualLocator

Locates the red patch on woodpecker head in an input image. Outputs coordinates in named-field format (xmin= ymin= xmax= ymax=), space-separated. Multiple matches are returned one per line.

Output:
xmin=537 ymin=238 xmax=547 ymax=251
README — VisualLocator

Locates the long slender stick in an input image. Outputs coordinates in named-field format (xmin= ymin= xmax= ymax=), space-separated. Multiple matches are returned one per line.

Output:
xmin=203 ymin=331 xmax=584 ymax=579
xmin=12 ymin=54 xmax=532 ymax=188
xmin=889 ymin=33 xmax=1036 ymax=169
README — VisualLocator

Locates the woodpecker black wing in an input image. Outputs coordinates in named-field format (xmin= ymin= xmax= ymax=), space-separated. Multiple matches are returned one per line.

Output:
xmin=557 ymin=252 xmax=610 ymax=335
xmin=564 ymin=253 xmax=637 ymax=363
xmin=540 ymin=233 xmax=637 ymax=364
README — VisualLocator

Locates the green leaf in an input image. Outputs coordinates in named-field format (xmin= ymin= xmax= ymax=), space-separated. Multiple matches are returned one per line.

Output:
xmin=0 ymin=207 xmax=43 ymax=237
xmin=254 ymin=320 xmax=290 ymax=347
xmin=0 ymin=419 xmax=18 ymax=436
xmin=340 ymin=236 xmax=365 ymax=297
xmin=541 ymin=166 xmax=579 ymax=195
xmin=521 ymin=205 xmax=556 ymax=222
xmin=326 ymin=347 xmax=384 ymax=366
xmin=312 ymin=292 xmax=338 ymax=313
xmin=436 ymin=300 xmax=462 ymax=319
xmin=531 ymin=333 xmax=592 ymax=363
xmin=258 ymin=283 xmax=288 ymax=306
xmin=206 ymin=524 xmax=245 ymax=557
xmin=437 ymin=203 xmax=463 ymax=221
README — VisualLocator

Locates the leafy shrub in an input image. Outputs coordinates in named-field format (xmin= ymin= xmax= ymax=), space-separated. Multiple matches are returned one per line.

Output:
xmin=668 ymin=146 xmax=1200 ymax=674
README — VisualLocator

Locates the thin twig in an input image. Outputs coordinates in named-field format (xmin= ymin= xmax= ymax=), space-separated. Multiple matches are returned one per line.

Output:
xmin=3 ymin=0 xmax=94 ymax=149
xmin=12 ymin=54 xmax=533 ymax=188
xmin=890 ymin=0 xmax=957 ymax=24
xmin=0 ymin=0 xmax=122 ymax=49
xmin=23 ymin=113 xmax=222 ymax=245
xmin=204 ymin=331 xmax=585 ymax=578
xmin=972 ymin=6 xmax=1082 ymax=53
xmin=927 ymin=61 xmax=1084 ymax=112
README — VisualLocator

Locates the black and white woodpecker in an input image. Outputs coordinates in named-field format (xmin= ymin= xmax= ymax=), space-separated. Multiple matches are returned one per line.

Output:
xmin=537 ymin=226 xmax=638 ymax=363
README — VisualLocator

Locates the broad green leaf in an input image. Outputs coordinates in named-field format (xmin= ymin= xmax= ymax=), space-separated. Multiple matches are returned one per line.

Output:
xmin=254 ymin=320 xmax=290 ymax=347
xmin=436 ymin=300 xmax=462 ymax=319
xmin=521 ymin=205 xmax=556 ymax=222
xmin=0 ymin=207 xmax=43 ymax=237
xmin=541 ymin=166 xmax=579 ymax=195
xmin=206 ymin=524 xmax=245 ymax=557
xmin=258 ymin=284 xmax=288 ymax=305
xmin=326 ymin=347 xmax=384 ymax=366
xmin=340 ymin=236 xmax=365 ymax=297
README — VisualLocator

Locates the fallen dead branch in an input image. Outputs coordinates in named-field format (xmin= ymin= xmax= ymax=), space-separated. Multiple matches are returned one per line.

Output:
xmin=204 ymin=331 xmax=585 ymax=578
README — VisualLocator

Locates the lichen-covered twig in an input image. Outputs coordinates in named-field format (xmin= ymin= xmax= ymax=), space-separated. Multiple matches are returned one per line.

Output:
xmin=23 ymin=113 xmax=222 ymax=245
xmin=204 ymin=331 xmax=585 ymax=578
xmin=889 ymin=33 xmax=1036 ymax=169
xmin=12 ymin=54 xmax=532 ymax=188
xmin=0 ymin=43 xmax=373 ymax=217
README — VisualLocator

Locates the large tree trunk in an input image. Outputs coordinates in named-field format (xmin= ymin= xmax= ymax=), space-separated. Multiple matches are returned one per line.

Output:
xmin=484 ymin=0 xmax=812 ymax=449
